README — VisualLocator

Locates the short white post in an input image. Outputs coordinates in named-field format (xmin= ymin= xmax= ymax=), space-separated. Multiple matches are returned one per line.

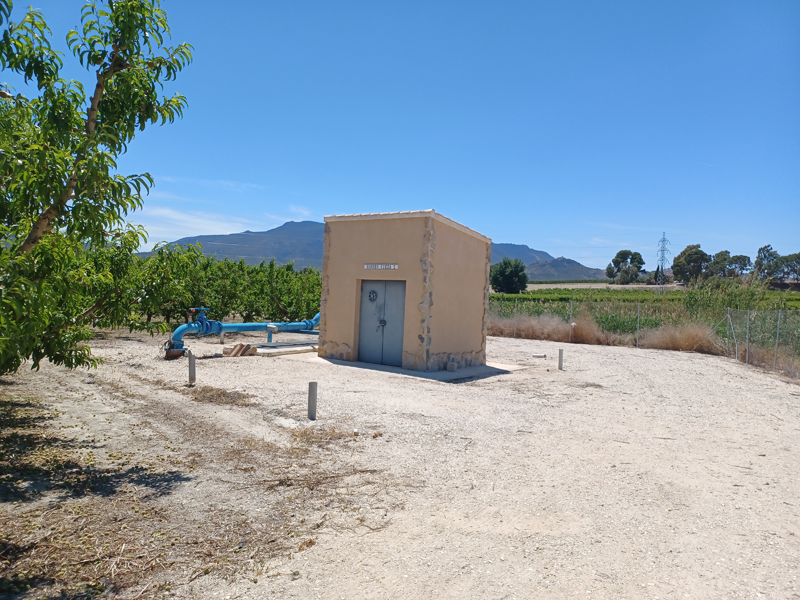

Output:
xmin=188 ymin=351 xmax=196 ymax=386
xmin=558 ymin=349 xmax=564 ymax=371
xmin=308 ymin=382 xmax=317 ymax=421
xmin=220 ymin=331 xmax=225 ymax=345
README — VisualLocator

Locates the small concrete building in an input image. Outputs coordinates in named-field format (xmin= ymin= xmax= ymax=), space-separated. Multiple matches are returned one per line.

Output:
xmin=318 ymin=210 xmax=491 ymax=371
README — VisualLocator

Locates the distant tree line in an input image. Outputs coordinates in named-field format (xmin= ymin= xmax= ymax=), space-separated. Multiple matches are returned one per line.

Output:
xmin=671 ymin=244 xmax=799 ymax=284
xmin=606 ymin=244 xmax=799 ymax=285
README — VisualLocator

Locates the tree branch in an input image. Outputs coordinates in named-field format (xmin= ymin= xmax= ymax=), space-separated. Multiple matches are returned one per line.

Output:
xmin=18 ymin=51 xmax=117 ymax=254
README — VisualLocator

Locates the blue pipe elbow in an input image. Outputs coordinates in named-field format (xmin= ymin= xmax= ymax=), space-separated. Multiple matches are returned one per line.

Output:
xmin=166 ymin=310 xmax=320 ymax=354
xmin=170 ymin=323 xmax=195 ymax=348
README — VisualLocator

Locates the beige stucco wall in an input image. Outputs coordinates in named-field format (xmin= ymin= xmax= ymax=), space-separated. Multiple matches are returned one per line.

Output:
xmin=318 ymin=211 xmax=490 ymax=371
xmin=427 ymin=219 xmax=491 ymax=370
xmin=318 ymin=216 xmax=428 ymax=365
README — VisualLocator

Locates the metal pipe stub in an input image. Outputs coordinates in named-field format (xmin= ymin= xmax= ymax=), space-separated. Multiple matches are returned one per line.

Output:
xmin=164 ymin=339 xmax=186 ymax=360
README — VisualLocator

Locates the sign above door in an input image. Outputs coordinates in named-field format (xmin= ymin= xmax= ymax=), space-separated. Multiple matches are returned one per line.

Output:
xmin=364 ymin=264 xmax=398 ymax=270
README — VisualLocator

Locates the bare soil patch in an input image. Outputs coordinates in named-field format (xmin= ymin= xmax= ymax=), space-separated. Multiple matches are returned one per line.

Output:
xmin=1 ymin=329 xmax=798 ymax=599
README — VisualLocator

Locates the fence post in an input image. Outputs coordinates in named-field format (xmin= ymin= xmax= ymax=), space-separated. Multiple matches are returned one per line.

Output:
xmin=569 ymin=299 xmax=573 ymax=322
xmin=729 ymin=310 xmax=738 ymax=361
xmin=725 ymin=308 xmax=729 ymax=357
xmin=745 ymin=309 xmax=750 ymax=364
xmin=773 ymin=309 xmax=782 ymax=371
xmin=636 ymin=302 xmax=640 ymax=348
xmin=513 ymin=298 xmax=518 ymax=339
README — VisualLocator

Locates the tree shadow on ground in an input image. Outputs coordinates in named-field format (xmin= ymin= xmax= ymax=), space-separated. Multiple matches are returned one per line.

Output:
xmin=0 ymin=394 xmax=191 ymax=598
xmin=0 ymin=395 xmax=190 ymax=503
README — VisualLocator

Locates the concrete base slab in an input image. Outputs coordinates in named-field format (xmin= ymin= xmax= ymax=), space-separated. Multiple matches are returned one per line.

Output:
xmin=280 ymin=353 xmax=527 ymax=382
xmin=256 ymin=345 xmax=318 ymax=358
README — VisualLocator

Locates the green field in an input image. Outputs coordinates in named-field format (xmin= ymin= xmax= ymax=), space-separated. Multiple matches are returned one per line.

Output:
xmin=492 ymin=286 xmax=800 ymax=310
xmin=526 ymin=279 xmax=611 ymax=285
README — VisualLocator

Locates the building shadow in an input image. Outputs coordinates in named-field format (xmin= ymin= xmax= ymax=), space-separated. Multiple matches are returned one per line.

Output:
xmin=318 ymin=358 xmax=520 ymax=383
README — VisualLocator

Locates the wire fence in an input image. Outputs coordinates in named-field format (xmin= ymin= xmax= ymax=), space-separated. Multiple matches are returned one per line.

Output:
xmin=723 ymin=309 xmax=800 ymax=378
xmin=488 ymin=297 xmax=800 ymax=378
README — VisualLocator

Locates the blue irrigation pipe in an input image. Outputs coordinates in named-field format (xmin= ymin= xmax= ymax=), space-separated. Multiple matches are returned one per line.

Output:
xmin=165 ymin=308 xmax=320 ymax=356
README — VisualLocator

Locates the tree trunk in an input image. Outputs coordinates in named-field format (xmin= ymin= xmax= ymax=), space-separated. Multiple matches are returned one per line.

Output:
xmin=18 ymin=59 xmax=113 ymax=253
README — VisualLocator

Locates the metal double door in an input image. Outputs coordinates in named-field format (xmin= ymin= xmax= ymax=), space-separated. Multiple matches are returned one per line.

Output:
xmin=358 ymin=280 xmax=406 ymax=367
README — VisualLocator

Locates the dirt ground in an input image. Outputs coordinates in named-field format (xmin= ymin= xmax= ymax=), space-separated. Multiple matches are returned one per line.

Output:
xmin=1 ymin=330 xmax=799 ymax=599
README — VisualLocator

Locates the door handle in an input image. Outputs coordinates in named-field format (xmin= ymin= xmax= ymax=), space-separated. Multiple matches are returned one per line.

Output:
xmin=379 ymin=320 xmax=386 ymax=326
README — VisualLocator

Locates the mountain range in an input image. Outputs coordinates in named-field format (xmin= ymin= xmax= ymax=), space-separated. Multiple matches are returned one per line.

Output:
xmin=160 ymin=221 xmax=608 ymax=281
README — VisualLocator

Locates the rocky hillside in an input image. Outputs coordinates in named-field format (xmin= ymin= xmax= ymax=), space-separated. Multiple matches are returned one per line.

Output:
xmin=490 ymin=243 xmax=553 ymax=264
xmin=168 ymin=221 xmax=324 ymax=269
xmin=159 ymin=222 xmax=607 ymax=280
xmin=490 ymin=243 xmax=607 ymax=281
xmin=525 ymin=257 xmax=608 ymax=281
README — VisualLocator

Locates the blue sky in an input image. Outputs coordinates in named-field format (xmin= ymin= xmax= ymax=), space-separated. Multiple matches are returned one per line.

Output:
xmin=4 ymin=1 xmax=799 ymax=268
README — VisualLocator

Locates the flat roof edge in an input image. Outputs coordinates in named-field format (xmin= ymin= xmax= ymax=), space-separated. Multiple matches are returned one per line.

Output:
xmin=324 ymin=210 xmax=491 ymax=244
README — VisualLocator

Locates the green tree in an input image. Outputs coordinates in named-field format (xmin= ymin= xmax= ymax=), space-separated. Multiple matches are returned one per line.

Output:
xmin=490 ymin=258 xmax=528 ymax=294
xmin=202 ymin=258 xmax=248 ymax=322
xmin=137 ymin=242 xmax=203 ymax=323
xmin=754 ymin=245 xmax=781 ymax=280
xmin=263 ymin=261 xmax=321 ymax=322
xmin=605 ymin=250 xmax=645 ymax=284
xmin=671 ymin=244 xmax=711 ymax=284
xmin=729 ymin=255 xmax=752 ymax=277
xmin=704 ymin=250 xmax=731 ymax=279
xmin=780 ymin=253 xmax=800 ymax=282
xmin=0 ymin=0 xmax=192 ymax=374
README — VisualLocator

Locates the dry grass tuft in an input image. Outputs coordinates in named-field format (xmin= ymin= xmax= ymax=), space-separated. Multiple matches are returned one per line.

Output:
xmin=291 ymin=425 xmax=350 ymax=448
xmin=731 ymin=345 xmax=800 ymax=379
xmin=488 ymin=314 xmax=569 ymax=341
xmin=570 ymin=316 xmax=633 ymax=346
xmin=298 ymin=538 xmax=317 ymax=552
xmin=487 ymin=314 xmax=632 ymax=346
xmin=639 ymin=322 xmax=723 ymax=354
xmin=188 ymin=385 xmax=255 ymax=406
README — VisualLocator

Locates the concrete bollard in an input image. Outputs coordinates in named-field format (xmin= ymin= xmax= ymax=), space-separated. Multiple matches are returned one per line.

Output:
xmin=558 ymin=349 xmax=564 ymax=371
xmin=308 ymin=382 xmax=317 ymax=421
xmin=188 ymin=351 xmax=196 ymax=385
xmin=220 ymin=331 xmax=225 ymax=345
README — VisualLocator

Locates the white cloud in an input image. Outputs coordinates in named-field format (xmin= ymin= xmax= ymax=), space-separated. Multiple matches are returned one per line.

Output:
xmin=155 ymin=175 xmax=266 ymax=193
xmin=289 ymin=204 xmax=312 ymax=218
xmin=131 ymin=206 xmax=274 ymax=250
